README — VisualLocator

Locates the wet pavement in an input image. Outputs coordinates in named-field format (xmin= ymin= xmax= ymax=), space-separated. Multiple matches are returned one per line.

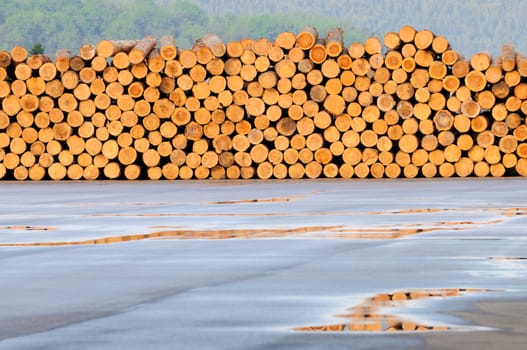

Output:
xmin=0 ymin=178 xmax=526 ymax=349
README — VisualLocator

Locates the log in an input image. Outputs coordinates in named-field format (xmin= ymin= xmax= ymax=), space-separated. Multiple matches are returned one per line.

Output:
xmin=399 ymin=134 xmax=419 ymax=154
xmin=465 ymin=70 xmax=486 ymax=92
xmin=470 ymin=52 xmax=491 ymax=71
xmin=91 ymin=56 xmax=107 ymax=72
xmin=146 ymin=50 xmax=164 ymax=74
xmin=414 ymin=29 xmax=434 ymax=49
xmin=504 ymin=70 xmax=521 ymax=87
xmin=502 ymin=153 xmax=517 ymax=169
xmin=159 ymin=35 xmax=177 ymax=60
xmin=129 ymin=36 xmax=156 ymax=64
xmin=428 ymin=92 xmax=446 ymax=111
xmin=452 ymin=60 xmax=470 ymax=78
xmin=400 ymin=43 xmax=416 ymax=59
xmin=399 ymin=25 xmax=416 ymax=43
xmin=0 ymin=81 xmax=9 ymax=98
xmin=296 ymin=26 xmax=319 ymax=50
xmin=461 ymin=99 xmax=480 ymax=118
xmin=429 ymin=80 xmax=443 ymax=94
xmin=414 ymin=50 xmax=433 ymax=67
xmin=326 ymin=27 xmax=344 ymax=57
xmin=470 ymin=141 xmax=490 ymax=163
xmin=492 ymin=81 xmax=510 ymax=100
xmin=48 ymin=163 xmax=67 ymax=180
xmin=433 ymin=110 xmax=454 ymax=131
xmin=347 ymin=42 xmax=364 ymax=60
xmin=402 ymin=118 xmax=419 ymax=136
xmin=55 ymin=49 xmax=72 ymax=72
xmin=309 ymin=43 xmax=327 ymax=64
xmin=275 ymin=58 xmax=296 ymax=79
xmin=514 ymin=125 xmax=527 ymax=141
xmin=2 ymin=95 xmax=21 ymax=116
xmin=198 ymin=45 xmax=217 ymax=66
xmin=484 ymin=145 xmax=501 ymax=165
xmin=27 ymin=77 xmax=46 ymax=96
xmin=79 ymin=44 xmax=96 ymax=60
xmin=484 ymin=64 xmax=502 ymax=84
xmin=517 ymin=143 xmax=527 ymax=158
xmin=384 ymin=32 xmax=401 ymax=50
xmin=506 ymin=113 xmax=522 ymax=129
xmin=323 ymin=95 xmax=345 ymax=116
xmin=499 ymin=135 xmax=518 ymax=154
xmin=252 ymin=37 xmax=271 ymax=56
xmin=442 ymin=49 xmax=458 ymax=65
xmin=202 ymin=33 xmax=226 ymax=57
xmin=432 ymin=35 xmax=449 ymax=54
xmin=0 ymin=50 xmax=11 ymax=68
xmin=501 ymin=43 xmax=516 ymax=72
xmin=429 ymin=61 xmax=447 ymax=80
xmin=402 ymin=57 xmax=416 ymax=73
xmin=15 ymin=63 xmax=32 ymax=80
xmin=268 ymin=44 xmax=284 ymax=63
xmin=96 ymin=39 xmax=139 ymax=58
xmin=364 ymin=37 xmax=382 ymax=55
xmin=80 ymin=67 xmax=97 ymax=84
xmin=10 ymin=46 xmax=27 ymax=63
xmin=225 ymin=41 xmax=244 ymax=59
xmin=240 ymin=49 xmax=256 ymax=65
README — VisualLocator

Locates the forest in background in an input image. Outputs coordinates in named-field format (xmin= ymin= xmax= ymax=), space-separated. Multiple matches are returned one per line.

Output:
xmin=0 ymin=0 xmax=526 ymax=58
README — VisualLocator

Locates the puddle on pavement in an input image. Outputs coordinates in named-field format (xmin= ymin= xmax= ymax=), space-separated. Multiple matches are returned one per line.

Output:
xmin=368 ymin=208 xmax=447 ymax=215
xmin=309 ymin=219 xmax=502 ymax=239
xmin=86 ymin=206 xmax=522 ymax=218
xmin=207 ymin=191 xmax=324 ymax=205
xmin=72 ymin=191 xmax=320 ymax=208
xmin=502 ymin=208 xmax=527 ymax=216
xmin=209 ymin=196 xmax=298 ymax=205
xmin=0 ymin=226 xmax=56 ymax=231
xmin=0 ymin=218 xmax=504 ymax=246
xmin=317 ymin=228 xmax=461 ymax=240
xmin=72 ymin=202 xmax=181 ymax=207
xmin=0 ymin=225 xmax=344 ymax=247
xmin=294 ymin=288 xmax=495 ymax=333
xmin=490 ymin=256 xmax=527 ymax=261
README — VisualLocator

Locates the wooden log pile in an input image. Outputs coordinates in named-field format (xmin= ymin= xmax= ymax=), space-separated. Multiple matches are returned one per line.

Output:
xmin=1 ymin=26 xmax=527 ymax=180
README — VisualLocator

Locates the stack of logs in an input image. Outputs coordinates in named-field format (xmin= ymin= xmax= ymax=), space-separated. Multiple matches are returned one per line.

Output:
xmin=1 ymin=26 xmax=527 ymax=180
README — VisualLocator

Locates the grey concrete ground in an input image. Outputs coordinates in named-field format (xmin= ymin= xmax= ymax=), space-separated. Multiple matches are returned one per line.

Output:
xmin=0 ymin=178 xmax=526 ymax=349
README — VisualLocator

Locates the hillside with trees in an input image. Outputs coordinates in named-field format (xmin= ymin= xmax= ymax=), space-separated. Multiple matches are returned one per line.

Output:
xmin=192 ymin=0 xmax=527 ymax=56
xmin=0 ymin=0 xmax=525 ymax=57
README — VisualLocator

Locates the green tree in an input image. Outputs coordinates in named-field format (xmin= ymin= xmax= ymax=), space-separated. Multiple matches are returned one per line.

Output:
xmin=29 ymin=42 xmax=44 ymax=54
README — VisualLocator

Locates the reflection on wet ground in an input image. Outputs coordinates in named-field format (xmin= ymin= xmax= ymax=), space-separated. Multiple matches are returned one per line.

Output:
xmin=85 ymin=206 xmax=527 ymax=218
xmin=63 ymin=200 xmax=527 ymax=217
xmin=503 ymin=208 xmax=527 ymax=216
xmin=369 ymin=208 xmax=447 ymax=215
xmin=1 ymin=226 xmax=55 ymax=231
xmin=295 ymin=288 xmax=495 ymax=333
xmin=312 ymin=220 xmax=502 ymax=239
xmin=0 ymin=218 xmax=504 ymax=246
xmin=209 ymin=196 xmax=303 ymax=205
xmin=0 ymin=226 xmax=343 ymax=246
xmin=1 ymin=191 xmax=525 ymax=246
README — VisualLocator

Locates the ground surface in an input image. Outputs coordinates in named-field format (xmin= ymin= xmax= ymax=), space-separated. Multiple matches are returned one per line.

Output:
xmin=0 ymin=178 xmax=526 ymax=349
